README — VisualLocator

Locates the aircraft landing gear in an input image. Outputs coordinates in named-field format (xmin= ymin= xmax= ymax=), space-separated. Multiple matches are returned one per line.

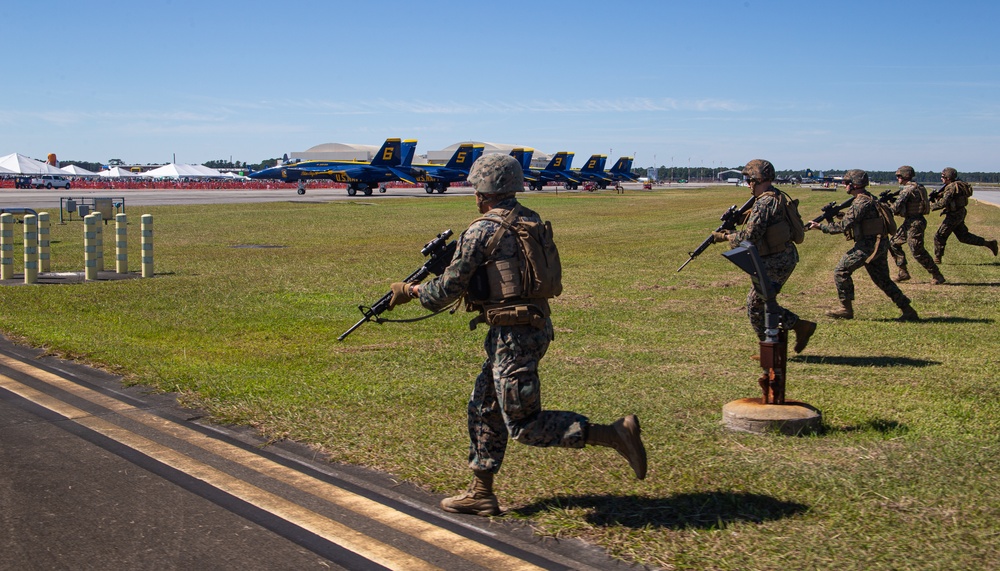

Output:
xmin=347 ymin=185 xmax=357 ymax=196
xmin=424 ymin=184 xmax=434 ymax=194
xmin=363 ymin=186 xmax=373 ymax=196
xmin=296 ymin=182 xmax=306 ymax=195
xmin=379 ymin=185 xmax=387 ymax=193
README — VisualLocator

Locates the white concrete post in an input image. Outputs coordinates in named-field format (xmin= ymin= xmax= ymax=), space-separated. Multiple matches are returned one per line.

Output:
xmin=84 ymin=213 xmax=98 ymax=281
xmin=38 ymin=212 xmax=51 ymax=272
xmin=115 ymin=213 xmax=128 ymax=274
xmin=141 ymin=214 xmax=153 ymax=278
xmin=94 ymin=212 xmax=104 ymax=272
xmin=23 ymin=214 xmax=38 ymax=284
xmin=0 ymin=213 xmax=13 ymax=281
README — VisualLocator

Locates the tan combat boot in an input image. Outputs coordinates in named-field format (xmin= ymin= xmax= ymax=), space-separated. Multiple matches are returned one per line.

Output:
xmin=987 ymin=239 xmax=998 ymax=257
xmin=894 ymin=267 xmax=911 ymax=282
xmin=440 ymin=470 xmax=500 ymax=516
xmin=825 ymin=300 xmax=854 ymax=319
xmin=930 ymin=272 xmax=946 ymax=285
xmin=586 ymin=415 xmax=647 ymax=480
xmin=791 ymin=320 xmax=817 ymax=353
xmin=896 ymin=304 xmax=920 ymax=322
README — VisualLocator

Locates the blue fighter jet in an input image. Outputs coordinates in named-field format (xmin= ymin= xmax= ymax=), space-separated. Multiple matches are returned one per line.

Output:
xmin=401 ymin=143 xmax=485 ymax=194
xmin=248 ymin=138 xmax=418 ymax=195
xmin=509 ymin=148 xmax=538 ymax=185
xmin=567 ymin=154 xmax=614 ymax=189
xmin=524 ymin=151 xmax=578 ymax=191
xmin=607 ymin=156 xmax=638 ymax=183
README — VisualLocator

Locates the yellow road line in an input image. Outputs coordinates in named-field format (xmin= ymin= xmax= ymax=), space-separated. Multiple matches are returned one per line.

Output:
xmin=0 ymin=354 xmax=549 ymax=571
xmin=0 ymin=372 xmax=440 ymax=571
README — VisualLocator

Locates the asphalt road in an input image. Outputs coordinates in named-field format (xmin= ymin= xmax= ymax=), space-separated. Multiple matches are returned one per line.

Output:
xmin=0 ymin=338 xmax=627 ymax=570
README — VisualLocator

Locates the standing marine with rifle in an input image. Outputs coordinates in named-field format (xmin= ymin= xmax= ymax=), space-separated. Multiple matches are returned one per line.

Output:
xmin=806 ymin=169 xmax=920 ymax=322
xmin=931 ymin=167 xmax=998 ymax=263
xmin=708 ymin=159 xmax=817 ymax=353
xmin=385 ymin=153 xmax=646 ymax=517
xmin=888 ymin=165 xmax=945 ymax=285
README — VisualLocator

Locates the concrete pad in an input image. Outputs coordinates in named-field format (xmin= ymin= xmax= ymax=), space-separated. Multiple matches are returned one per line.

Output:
xmin=0 ymin=271 xmax=145 ymax=286
xmin=723 ymin=397 xmax=822 ymax=435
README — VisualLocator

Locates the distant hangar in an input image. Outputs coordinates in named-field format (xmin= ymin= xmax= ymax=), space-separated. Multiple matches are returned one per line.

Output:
xmin=290 ymin=141 xmax=553 ymax=168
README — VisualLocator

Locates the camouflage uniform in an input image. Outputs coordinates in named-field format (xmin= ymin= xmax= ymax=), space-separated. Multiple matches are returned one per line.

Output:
xmin=889 ymin=181 xmax=942 ymax=277
xmin=418 ymin=196 xmax=587 ymax=475
xmin=726 ymin=186 xmax=800 ymax=340
xmin=819 ymin=191 xmax=911 ymax=310
xmin=932 ymin=179 xmax=991 ymax=260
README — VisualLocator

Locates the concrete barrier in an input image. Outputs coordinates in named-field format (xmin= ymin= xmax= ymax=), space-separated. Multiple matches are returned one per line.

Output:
xmin=23 ymin=214 xmax=38 ymax=284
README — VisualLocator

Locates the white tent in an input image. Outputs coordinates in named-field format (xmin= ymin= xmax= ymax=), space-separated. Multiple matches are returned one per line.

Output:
xmin=143 ymin=163 xmax=224 ymax=178
xmin=0 ymin=153 xmax=66 ymax=174
xmin=0 ymin=164 xmax=15 ymax=174
xmin=98 ymin=166 xmax=144 ymax=178
xmin=61 ymin=164 xmax=99 ymax=177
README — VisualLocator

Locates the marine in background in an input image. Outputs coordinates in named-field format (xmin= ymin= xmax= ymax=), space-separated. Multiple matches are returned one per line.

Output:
xmin=712 ymin=159 xmax=816 ymax=353
xmin=806 ymin=169 xmax=920 ymax=322
xmin=888 ymin=165 xmax=945 ymax=284
xmin=931 ymin=167 xmax=998 ymax=263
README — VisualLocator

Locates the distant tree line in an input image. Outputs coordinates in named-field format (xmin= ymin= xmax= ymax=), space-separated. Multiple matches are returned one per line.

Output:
xmin=631 ymin=166 xmax=1000 ymax=184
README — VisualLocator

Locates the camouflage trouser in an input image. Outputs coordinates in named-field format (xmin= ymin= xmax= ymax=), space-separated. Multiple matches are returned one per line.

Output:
xmin=834 ymin=237 xmax=910 ymax=309
xmin=747 ymin=247 xmax=800 ymax=341
xmin=889 ymin=216 xmax=941 ymax=276
xmin=934 ymin=209 xmax=988 ymax=260
xmin=466 ymin=320 xmax=587 ymax=474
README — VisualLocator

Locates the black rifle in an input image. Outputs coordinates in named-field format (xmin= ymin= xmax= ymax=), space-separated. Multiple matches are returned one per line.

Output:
xmin=677 ymin=196 xmax=756 ymax=272
xmin=337 ymin=230 xmax=458 ymax=341
xmin=928 ymin=185 xmax=946 ymax=203
xmin=878 ymin=189 xmax=900 ymax=204
xmin=807 ymin=196 xmax=855 ymax=227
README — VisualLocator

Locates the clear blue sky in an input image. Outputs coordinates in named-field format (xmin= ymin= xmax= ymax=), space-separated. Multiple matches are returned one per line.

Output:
xmin=3 ymin=0 xmax=998 ymax=172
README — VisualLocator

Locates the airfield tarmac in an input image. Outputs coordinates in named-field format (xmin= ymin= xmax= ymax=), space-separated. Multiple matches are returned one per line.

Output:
xmin=2 ymin=182 xmax=996 ymax=213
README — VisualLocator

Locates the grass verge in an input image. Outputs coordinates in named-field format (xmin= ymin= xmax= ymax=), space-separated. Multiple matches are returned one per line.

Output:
xmin=1 ymin=187 xmax=998 ymax=570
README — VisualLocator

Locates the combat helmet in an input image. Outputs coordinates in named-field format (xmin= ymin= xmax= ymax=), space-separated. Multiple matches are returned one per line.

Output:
xmin=941 ymin=167 xmax=959 ymax=181
xmin=843 ymin=169 xmax=869 ymax=189
xmin=742 ymin=159 xmax=775 ymax=182
xmin=895 ymin=165 xmax=915 ymax=179
xmin=468 ymin=153 xmax=524 ymax=195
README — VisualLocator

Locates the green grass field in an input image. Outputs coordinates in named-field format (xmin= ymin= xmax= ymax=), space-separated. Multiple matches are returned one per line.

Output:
xmin=2 ymin=186 xmax=998 ymax=570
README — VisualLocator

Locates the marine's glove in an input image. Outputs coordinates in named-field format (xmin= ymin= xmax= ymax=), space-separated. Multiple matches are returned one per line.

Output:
xmin=712 ymin=231 xmax=729 ymax=243
xmin=388 ymin=282 xmax=414 ymax=309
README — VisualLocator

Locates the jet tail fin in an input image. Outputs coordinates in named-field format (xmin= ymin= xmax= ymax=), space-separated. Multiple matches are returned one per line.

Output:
xmin=371 ymin=138 xmax=418 ymax=167
xmin=545 ymin=151 xmax=574 ymax=171
xmin=444 ymin=144 xmax=483 ymax=170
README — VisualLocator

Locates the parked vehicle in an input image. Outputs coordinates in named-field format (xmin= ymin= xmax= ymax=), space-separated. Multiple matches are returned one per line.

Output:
xmin=31 ymin=175 xmax=71 ymax=189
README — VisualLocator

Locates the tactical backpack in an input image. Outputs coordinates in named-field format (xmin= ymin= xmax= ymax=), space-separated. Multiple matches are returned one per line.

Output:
xmin=479 ymin=205 xmax=562 ymax=300
xmin=874 ymin=200 xmax=898 ymax=237
xmin=781 ymin=191 xmax=806 ymax=245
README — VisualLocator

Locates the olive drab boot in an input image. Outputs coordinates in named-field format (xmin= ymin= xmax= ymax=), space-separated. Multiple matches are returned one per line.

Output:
xmin=894 ymin=267 xmax=911 ymax=282
xmin=791 ymin=319 xmax=817 ymax=353
xmin=930 ymin=272 xmax=946 ymax=285
xmin=825 ymin=300 xmax=854 ymax=319
xmin=440 ymin=470 xmax=500 ymax=516
xmin=896 ymin=304 xmax=920 ymax=322
xmin=987 ymin=239 xmax=999 ymax=257
xmin=586 ymin=415 xmax=647 ymax=480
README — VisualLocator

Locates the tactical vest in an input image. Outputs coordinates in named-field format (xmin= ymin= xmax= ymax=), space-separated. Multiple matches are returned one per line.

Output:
xmin=903 ymin=184 xmax=930 ymax=216
xmin=753 ymin=191 xmax=793 ymax=256
xmin=465 ymin=205 xmax=561 ymax=330
xmin=848 ymin=195 xmax=887 ymax=240
xmin=946 ymin=181 xmax=973 ymax=211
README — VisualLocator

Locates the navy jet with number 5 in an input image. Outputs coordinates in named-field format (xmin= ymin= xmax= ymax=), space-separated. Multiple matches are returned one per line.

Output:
xmin=248 ymin=138 xmax=418 ymax=195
